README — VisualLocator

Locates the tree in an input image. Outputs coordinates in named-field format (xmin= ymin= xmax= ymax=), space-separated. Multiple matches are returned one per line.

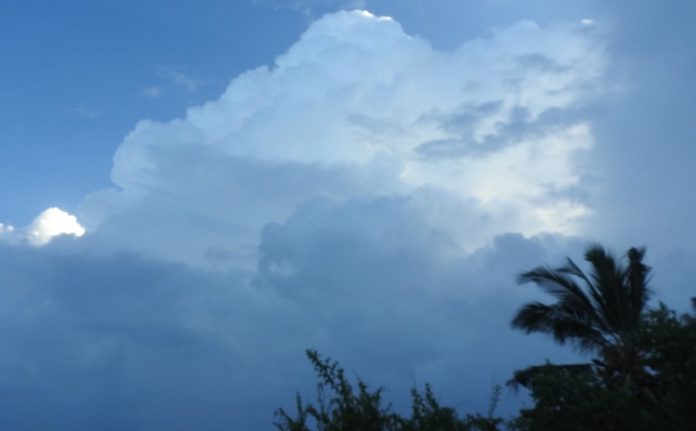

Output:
xmin=509 ymin=361 xmax=659 ymax=431
xmin=275 ymin=350 xmax=505 ymax=431
xmin=509 ymin=299 xmax=696 ymax=431
xmin=511 ymin=245 xmax=651 ymax=380
xmin=274 ymin=350 xmax=402 ymax=431
xmin=633 ymin=301 xmax=696 ymax=430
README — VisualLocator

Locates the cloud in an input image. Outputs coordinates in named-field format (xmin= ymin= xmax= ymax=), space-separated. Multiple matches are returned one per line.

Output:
xmin=1 ymin=207 xmax=86 ymax=247
xmin=26 ymin=207 xmax=86 ymax=246
xmin=5 ymin=5 xmax=696 ymax=430
xmin=142 ymin=85 xmax=162 ymax=98
xmin=80 ymin=10 xmax=604 ymax=269
xmin=578 ymin=1 xmax=696 ymax=255
xmin=0 ymin=206 xmax=587 ymax=429
xmin=0 ymin=195 xmax=692 ymax=429
xmin=253 ymin=196 xmax=590 ymax=410
xmin=0 ymin=9 xmax=636 ymax=430
xmin=157 ymin=66 xmax=201 ymax=92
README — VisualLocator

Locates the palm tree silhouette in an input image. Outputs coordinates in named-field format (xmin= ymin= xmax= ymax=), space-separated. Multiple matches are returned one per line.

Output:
xmin=512 ymin=245 xmax=651 ymax=379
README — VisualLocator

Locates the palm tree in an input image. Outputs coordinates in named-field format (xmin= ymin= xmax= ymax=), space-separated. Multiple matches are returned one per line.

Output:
xmin=511 ymin=245 xmax=651 ymax=378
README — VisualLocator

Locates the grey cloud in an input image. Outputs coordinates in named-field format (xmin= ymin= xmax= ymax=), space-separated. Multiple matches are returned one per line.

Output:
xmin=0 ymin=243 xmax=298 ymax=430
xmin=254 ymin=196 xmax=585 ymax=414
xmin=82 ymin=153 xmax=403 ymax=269
xmin=583 ymin=1 xmax=696 ymax=255
xmin=514 ymin=53 xmax=559 ymax=70
xmin=0 ymin=202 xmax=592 ymax=430
xmin=2 ymin=190 xmax=693 ymax=429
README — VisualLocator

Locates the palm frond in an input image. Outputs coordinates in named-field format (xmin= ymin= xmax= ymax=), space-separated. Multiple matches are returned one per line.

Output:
xmin=519 ymin=266 xmax=606 ymax=332
xmin=519 ymin=268 xmax=593 ymax=310
xmin=624 ymin=247 xmax=651 ymax=329
xmin=559 ymin=258 xmax=607 ymax=317
xmin=511 ymin=302 xmax=609 ymax=351
xmin=513 ymin=245 xmax=652 ymax=358
xmin=585 ymin=246 xmax=628 ymax=334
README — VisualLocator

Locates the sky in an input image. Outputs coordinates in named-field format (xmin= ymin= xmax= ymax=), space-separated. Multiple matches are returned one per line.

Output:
xmin=1 ymin=1 xmax=696 ymax=429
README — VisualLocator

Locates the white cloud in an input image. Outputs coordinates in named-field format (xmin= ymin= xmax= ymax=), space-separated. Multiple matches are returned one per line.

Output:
xmin=26 ymin=207 xmax=86 ymax=247
xmin=81 ymin=10 xmax=604 ymax=268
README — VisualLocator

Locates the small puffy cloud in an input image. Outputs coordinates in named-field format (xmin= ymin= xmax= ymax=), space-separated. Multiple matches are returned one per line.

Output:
xmin=26 ymin=207 xmax=86 ymax=246
xmin=81 ymin=10 xmax=605 ymax=268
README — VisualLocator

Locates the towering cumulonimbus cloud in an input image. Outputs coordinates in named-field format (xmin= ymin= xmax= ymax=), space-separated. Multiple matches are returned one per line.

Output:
xmin=79 ymin=10 xmax=604 ymax=268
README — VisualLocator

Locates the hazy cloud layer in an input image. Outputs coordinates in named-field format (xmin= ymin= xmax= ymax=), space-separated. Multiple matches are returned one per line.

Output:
xmin=0 ymin=200 xmax=690 ymax=429
xmin=0 ymin=217 xmax=584 ymax=430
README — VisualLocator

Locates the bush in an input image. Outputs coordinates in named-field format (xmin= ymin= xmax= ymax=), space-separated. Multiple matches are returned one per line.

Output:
xmin=275 ymin=350 xmax=504 ymax=431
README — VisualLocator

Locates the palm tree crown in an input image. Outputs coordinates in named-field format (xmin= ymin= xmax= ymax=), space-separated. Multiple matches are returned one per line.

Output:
xmin=512 ymin=245 xmax=651 ymax=361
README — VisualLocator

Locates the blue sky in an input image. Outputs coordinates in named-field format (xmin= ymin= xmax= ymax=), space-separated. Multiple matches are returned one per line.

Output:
xmin=1 ymin=0 xmax=306 ymax=222
xmin=1 ymin=1 xmax=696 ymax=429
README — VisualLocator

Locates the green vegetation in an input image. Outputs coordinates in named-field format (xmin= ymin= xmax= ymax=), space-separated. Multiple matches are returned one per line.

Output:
xmin=276 ymin=245 xmax=696 ymax=430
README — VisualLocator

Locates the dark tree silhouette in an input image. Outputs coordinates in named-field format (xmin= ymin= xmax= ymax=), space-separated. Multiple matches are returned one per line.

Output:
xmin=275 ymin=247 xmax=696 ymax=430
xmin=274 ymin=350 xmax=504 ymax=431
xmin=511 ymin=245 xmax=651 ymax=378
